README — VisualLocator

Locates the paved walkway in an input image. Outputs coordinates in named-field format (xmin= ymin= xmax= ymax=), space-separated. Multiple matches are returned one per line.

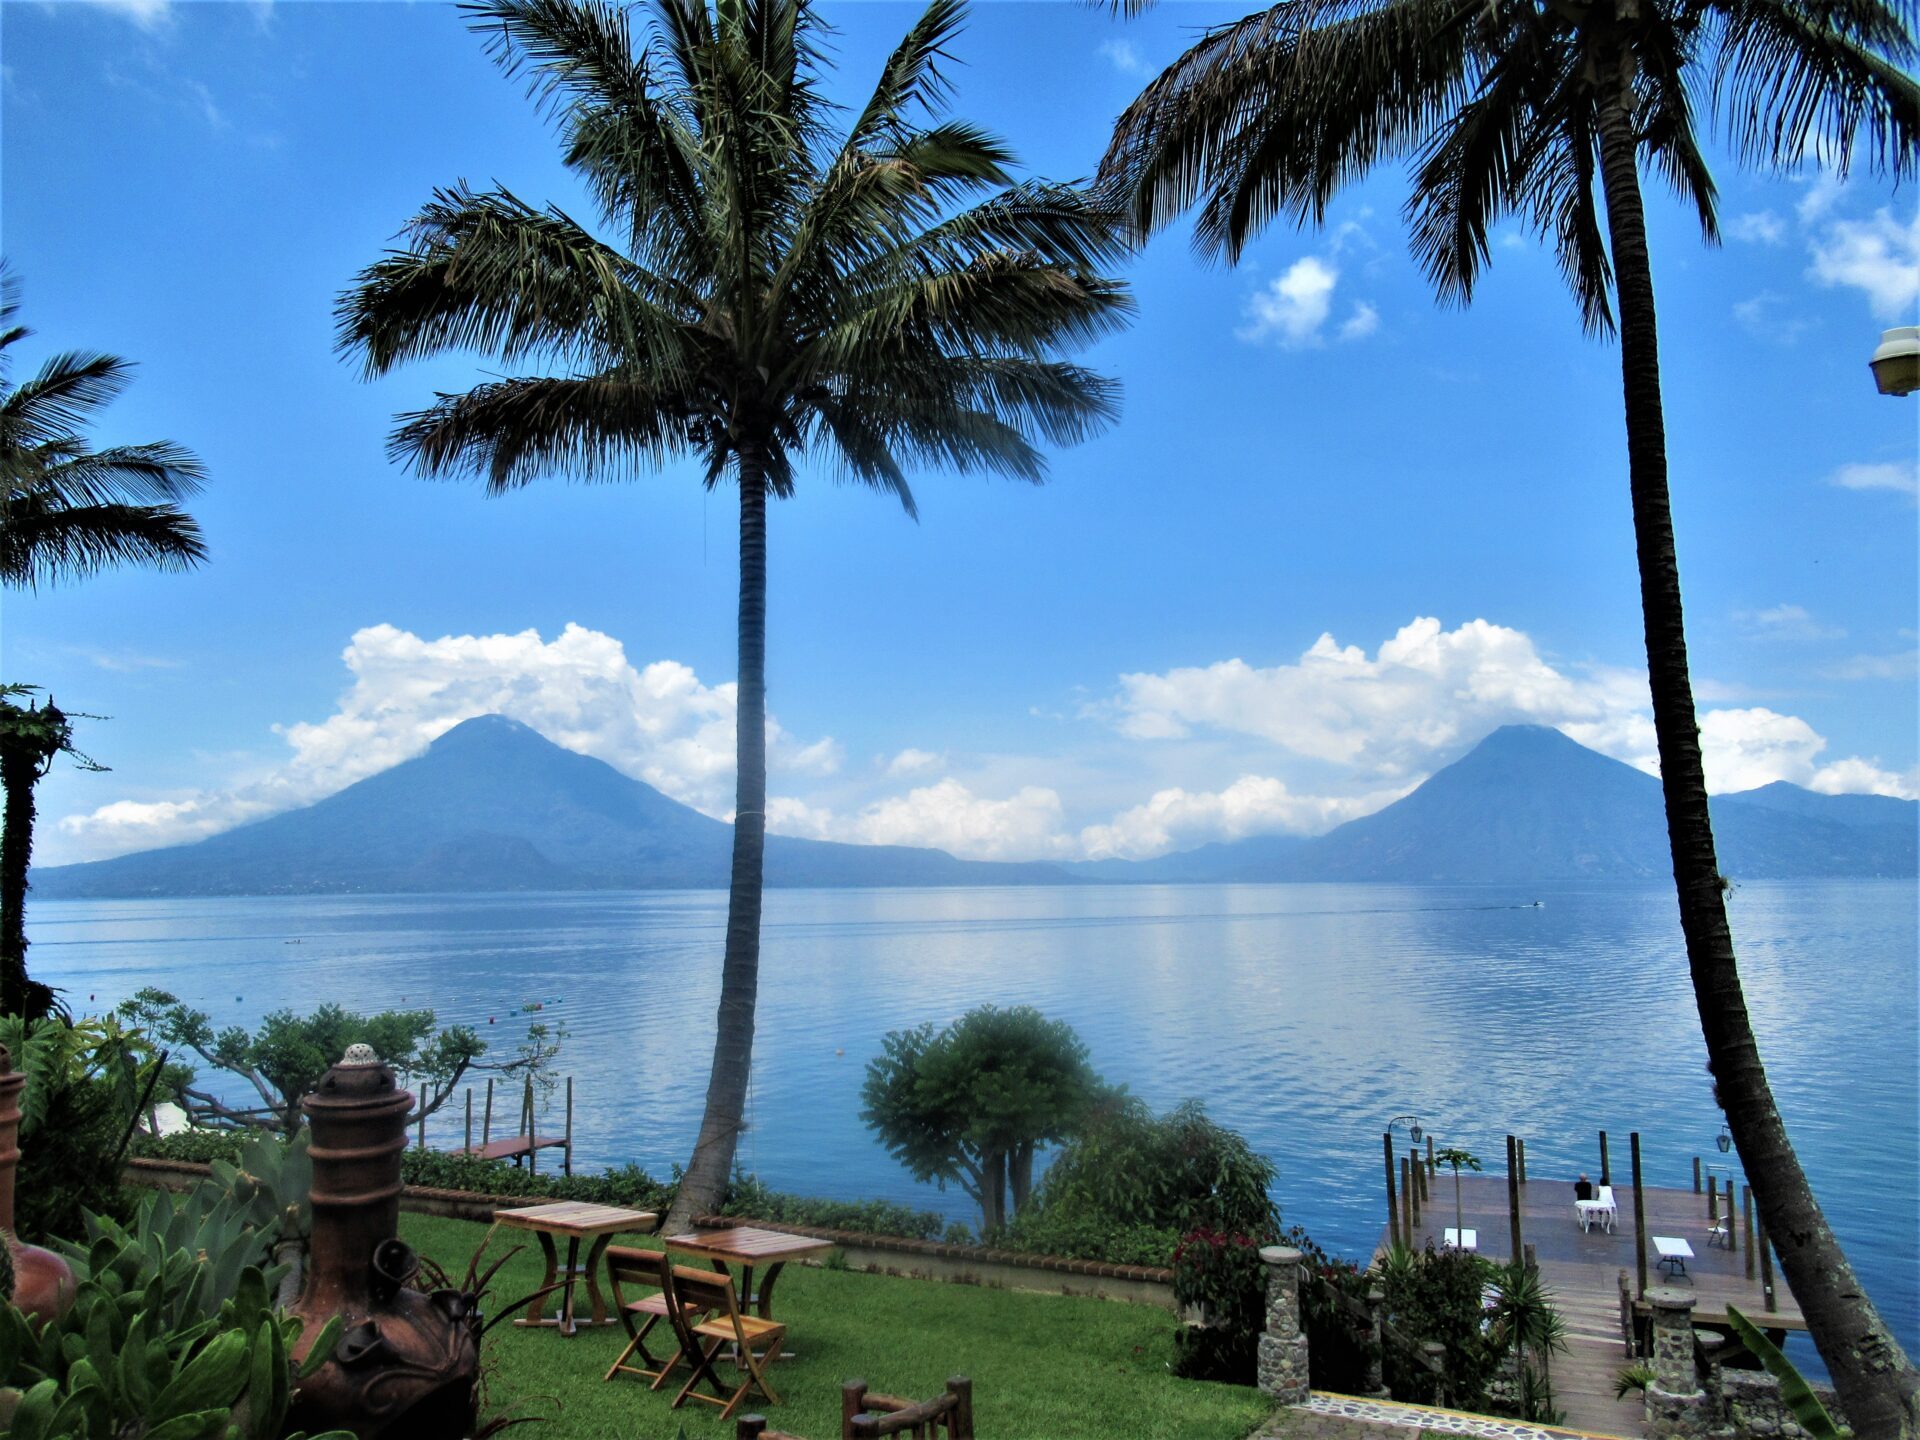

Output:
xmin=1255 ymin=1393 xmax=1637 ymax=1440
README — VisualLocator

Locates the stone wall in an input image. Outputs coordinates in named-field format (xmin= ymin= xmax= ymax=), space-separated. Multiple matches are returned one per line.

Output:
xmin=1716 ymin=1367 xmax=1846 ymax=1438
xmin=1641 ymin=1286 xmax=1849 ymax=1439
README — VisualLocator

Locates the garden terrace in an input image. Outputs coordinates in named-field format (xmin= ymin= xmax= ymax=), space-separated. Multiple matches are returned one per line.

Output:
xmin=400 ymin=1213 xmax=1271 ymax=1440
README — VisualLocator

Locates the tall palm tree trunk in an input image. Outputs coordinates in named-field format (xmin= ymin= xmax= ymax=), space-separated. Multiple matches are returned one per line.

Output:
xmin=0 ymin=747 xmax=38 ymax=1015
xmin=1595 ymin=83 xmax=1920 ymax=1436
xmin=668 ymin=457 xmax=771 ymax=1232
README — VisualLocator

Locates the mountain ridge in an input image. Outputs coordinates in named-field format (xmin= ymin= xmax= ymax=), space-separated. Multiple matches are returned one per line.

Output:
xmin=31 ymin=718 xmax=1915 ymax=897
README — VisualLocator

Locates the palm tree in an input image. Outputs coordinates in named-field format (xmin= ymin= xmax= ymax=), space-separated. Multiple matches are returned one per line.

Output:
xmin=0 ymin=269 xmax=207 ymax=1019
xmin=1431 ymin=1144 xmax=1480 ymax=1247
xmin=1099 ymin=1 xmax=1918 ymax=1427
xmin=337 ymin=0 xmax=1131 ymax=1229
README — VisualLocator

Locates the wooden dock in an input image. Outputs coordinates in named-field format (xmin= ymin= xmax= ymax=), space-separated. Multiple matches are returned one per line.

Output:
xmin=452 ymin=1133 xmax=570 ymax=1166
xmin=1382 ymin=1171 xmax=1804 ymax=1437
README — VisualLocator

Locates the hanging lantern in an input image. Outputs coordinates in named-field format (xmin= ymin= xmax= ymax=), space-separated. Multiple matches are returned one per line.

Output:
xmin=1716 ymin=1123 xmax=1733 ymax=1154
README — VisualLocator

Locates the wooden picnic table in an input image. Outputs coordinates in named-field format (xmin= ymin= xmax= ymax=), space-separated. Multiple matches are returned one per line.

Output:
xmin=492 ymin=1201 xmax=658 ymax=1337
xmin=662 ymin=1226 xmax=835 ymax=1323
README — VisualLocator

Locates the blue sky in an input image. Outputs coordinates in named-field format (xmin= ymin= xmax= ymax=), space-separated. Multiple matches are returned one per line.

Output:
xmin=4 ymin=0 xmax=1916 ymax=867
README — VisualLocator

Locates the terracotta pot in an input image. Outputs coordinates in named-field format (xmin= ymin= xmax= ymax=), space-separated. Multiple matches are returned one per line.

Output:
xmin=0 ymin=1044 xmax=75 ymax=1326
xmin=285 ymin=1046 xmax=480 ymax=1440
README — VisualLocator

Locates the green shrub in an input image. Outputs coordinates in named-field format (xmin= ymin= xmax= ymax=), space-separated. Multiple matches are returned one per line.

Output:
xmin=719 ymin=1172 xmax=948 ymax=1241
xmin=997 ymin=1208 xmax=1180 ymax=1267
xmin=1380 ymin=1242 xmax=1499 ymax=1409
xmin=1171 ymin=1229 xmax=1267 ymax=1381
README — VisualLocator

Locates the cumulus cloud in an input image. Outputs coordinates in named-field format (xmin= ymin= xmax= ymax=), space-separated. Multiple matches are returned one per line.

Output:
xmin=1098 ymin=38 xmax=1145 ymax=73
xmin=60 ymin=623 xmax=839 ymax=860
xmin=1808 ymin=207 xmax=1920 ymax=318
xmin=1078 ymin=775 xmax=1409 ymax=860
xmin=1701 ymin=708 xmax=1918 ymax=798
xmin=1239 ymin=258 xmax=1340 ymax=347
xmin=885 ymin=748 xmax=943 ymax=777
xmin=1727 ymin=211 xmax=1786 ymax=245
xmin=1822 ymin=649 xmax=1919 ymax=681
xmin=1731 ymin=291 xmax=1814 ymax=345
xmin=1829 ymin=460 xmax=1918 ymax=498
xmin=1338 ymin=302 xmax=1381 ymax=341
xmin=1096 ymin=615 xmax=1909 ymax=805
xmin=1101 ymin=617 xmax=1653 ymax=776
xmin=770 ymin=782 xmax=1074 ymax=861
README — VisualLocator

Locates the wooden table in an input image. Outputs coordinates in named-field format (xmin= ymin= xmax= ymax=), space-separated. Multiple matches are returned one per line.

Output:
xmin=663 ymin=1226 xmax=835 ymax=1323
xmin=1653 ymin=1236 xmax=1695 ymax=1279
xmin=1443 ymin=1227 xmax=1477 ymax=1253
xmin=492 ymin=1201 xmax=658 ymax=1337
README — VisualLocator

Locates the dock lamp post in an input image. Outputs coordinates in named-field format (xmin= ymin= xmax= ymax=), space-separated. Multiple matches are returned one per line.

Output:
xmin=1388 ymin=1114 xmax=1423 ymax=1143
xmin=1869 ymin=326 xmax=1920 ymax=396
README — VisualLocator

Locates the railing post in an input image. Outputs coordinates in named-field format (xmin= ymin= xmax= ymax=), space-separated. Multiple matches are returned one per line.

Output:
xmin=1643 ymin=1287 xmax=1709 ymax=1438
xmin=1506 ymin=1134 xmax=1523 ymax=1262
xmin=1256 ymin=1246 xmax=1310 ymax=1403
xmin=1422 ymin=1340 xmax=1450 ymax=1408
xmin=1599 ymin=1129 xmax=1610 ymax=1186
xmin=1384 ymin=1134 xmax=1400 ymax=1249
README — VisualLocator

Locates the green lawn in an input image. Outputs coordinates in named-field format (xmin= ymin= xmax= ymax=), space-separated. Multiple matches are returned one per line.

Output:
xmin=401 ymin=1214 xmax=1273 ymax=1440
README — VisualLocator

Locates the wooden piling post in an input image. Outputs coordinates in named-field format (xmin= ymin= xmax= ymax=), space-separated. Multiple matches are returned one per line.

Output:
xmin=1599 ymin=1130 xmax=1610 ymax=1186
xmin=1692 ymin=1155 xmax=1701 ymax=1193
xmin=1426 ymin=1134 xmax=1435 ymax=1181
xmin=1506 ymin=1135 xmax=1523 ymax=1262
xmin=564 ymin=1076 xmax=574 ymax=1177
xmin=1418 ymin=1152 xmax=1429 ymax=1205
xmin=416 ymin=1107 xmax=425 ymax=1150
xmin=1758 ymin=1210 xmax=1776 ymax=1312
xmin=1384 ymin=1133 xmax=1400 ymax=1248
xmin=1400 ymin=1156 xmax=1414 ymax=1246
xmin=1707 ymin=1174 xmax=1719 ymax=1225
xmin=1743 ymin=1185 xmax=1755 ymax=1277
xmin=464 ymin=1089 xmax=473 ymax=1156
xmin=1408 ymin=1151 xmax=1420 ymax=1224
xmin=482 ymin=1078 xmax=494 ymax=1146
xmin=1631 ymin=1132 xmax=1649 ymax=1298
xmin=525 ymin=1076 xmax=538 ymax=1176
xmin=1516 ymin=1137 xmax=1527 ymax=1185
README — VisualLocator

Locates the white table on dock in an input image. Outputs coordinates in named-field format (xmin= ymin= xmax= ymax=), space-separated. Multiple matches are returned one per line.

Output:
xmin=1576 ymin=1199 xmax=1615 ymax=1233
xmin=1653 ymin=1236 xmax=1695 ymax=1278
xmin=1443 ymin=1228 xmax=1477 ymax=1253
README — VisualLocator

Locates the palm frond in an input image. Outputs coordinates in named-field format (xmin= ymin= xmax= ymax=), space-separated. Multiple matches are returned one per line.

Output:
xmin=0 ymin=353 xmax=136 ymax=451
xmin=0 ymin=501 xmax=206 ymax=589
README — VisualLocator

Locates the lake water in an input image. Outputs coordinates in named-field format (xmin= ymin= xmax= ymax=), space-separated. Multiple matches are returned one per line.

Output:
xmin=27 ymin=879 xmax=1918 ymax=1358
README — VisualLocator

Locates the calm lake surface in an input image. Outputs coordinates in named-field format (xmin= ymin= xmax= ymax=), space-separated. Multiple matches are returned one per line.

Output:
xmin=27 ymin=879 xmax=1918 ymax=1356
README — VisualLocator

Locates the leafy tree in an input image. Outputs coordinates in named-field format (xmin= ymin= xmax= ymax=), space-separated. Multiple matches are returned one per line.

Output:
xmin=335 ymin=0 xmax=1130 ymax=1232
xmin=861 ymin=1005 xmax=1105 ymax=1232
xmin=1031 ymin=1095 xmax=1279 ymax=1237
xmin=120 ymin=989 xmax=489 ymax=1137
xmin=1100 ymin=0 xmax=1918 ymax=1425
xmin=0 ymin=269 xmax=207 ymax=1019
xmin=0 ymin=688 xmax=104 ymax=1018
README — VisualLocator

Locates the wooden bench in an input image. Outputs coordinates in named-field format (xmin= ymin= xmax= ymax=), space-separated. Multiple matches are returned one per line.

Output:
xmin=737 ymin=1377 xmax=975 ymax=1439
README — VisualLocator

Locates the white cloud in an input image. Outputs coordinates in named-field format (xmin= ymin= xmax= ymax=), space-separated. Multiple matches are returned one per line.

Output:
xmin=1239 ymin=258 xmax=1340 ymax=347
xmin=1829 ymin=460 xmax=1918 ymax=498
xmin=1731 ymin=291 xmax=1814 ymax=345
xmin=773 ymin=782 xmax=1074 ymax=862
xmin=1727 ymin=211 xmax=1786 ymax=245
xmin=1735 ymin=603 xmax=1844 ymax=642
xmin=885 ymin=747 xmax=943 ymax=777
xmin=1337 ymin=302 xmax=1380 ymax=341
xmin=1808 ymin=208 xmax=1920 ymax=318
xmin=59 ymin=623 xmax=839 ymax=860
xmin=1699 ymin=707 xmax=1918 ymax=798
xmin=1098 ymin=38 xmax=1145 ymax=74
xmin=1079 ymin=775 xmax=1409 ymax=860
xmin=76 ymin=0 xmax=171 ymax=27
xmin=1102 ymin=617 xmax=1653 ymax=776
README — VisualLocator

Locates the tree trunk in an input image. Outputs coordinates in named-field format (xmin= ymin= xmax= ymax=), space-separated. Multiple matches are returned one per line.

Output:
xmin=665 ymin=459 xmax=770 ymax=1233
xmin=1595 ymin=83 xmax=1919 ymax=1436
xmin=0 ymin=743 xmax=54 ymax=1019
xmin=1009 ymin=1142 xmax=1035 ymax=1216
xmin=980 ymin=1148 xmax=1007 ymax=1234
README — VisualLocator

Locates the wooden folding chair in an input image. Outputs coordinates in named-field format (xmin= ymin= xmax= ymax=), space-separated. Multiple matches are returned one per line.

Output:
xmin=602 ymin=1247 xmax=710 ymax=1389
xmin=664 ymin=1264 xmax=789 ymax=1422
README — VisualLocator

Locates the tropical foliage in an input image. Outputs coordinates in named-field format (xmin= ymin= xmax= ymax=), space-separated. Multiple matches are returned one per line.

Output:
xmin=119 ymin=990 xmax=488 ymax=1137
xmin=1099 ymin=0 xmax=1919 ymax=1421
xmin=861 ymin=1005 xmax=1106 ymax=1232
xmin=334 ymin=0 xmax=1132 ymax=1231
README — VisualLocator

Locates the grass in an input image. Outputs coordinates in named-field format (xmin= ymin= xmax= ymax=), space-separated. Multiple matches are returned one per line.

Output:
xmin=401 ymin=1214 xmax=1273 ymax=1440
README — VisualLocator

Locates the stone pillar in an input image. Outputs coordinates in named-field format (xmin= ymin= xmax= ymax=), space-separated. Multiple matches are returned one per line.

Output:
xmin=1364 ymin=1287 xmax=1389 ymax=1398
xmin=1256 ymin=1246 xmax=1310 ymax=1403
xmin=1644 ymin=1287 xmax=1713 ymax=1438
